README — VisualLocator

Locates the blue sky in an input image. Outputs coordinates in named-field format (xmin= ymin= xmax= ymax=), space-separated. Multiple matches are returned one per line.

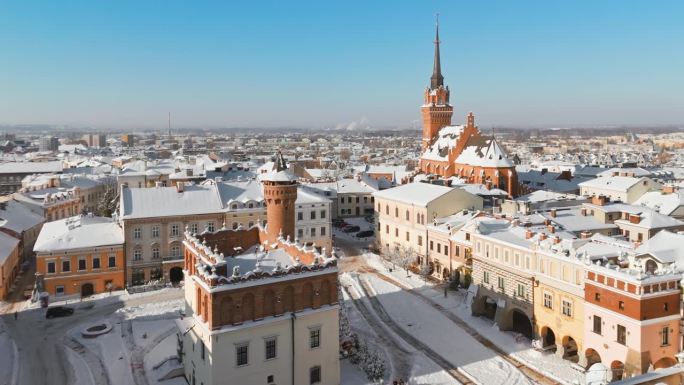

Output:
xmin=1 ymin=1 xmax=682 ymax=129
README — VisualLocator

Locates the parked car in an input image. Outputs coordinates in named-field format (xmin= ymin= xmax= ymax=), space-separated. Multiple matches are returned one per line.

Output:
xmin=46 ymin=306 xmax=74 ymax=319
xmin=356 ymin=230 xmax=374 ymax=238
xmin=343 ymin=225 xmax=360 ymax=233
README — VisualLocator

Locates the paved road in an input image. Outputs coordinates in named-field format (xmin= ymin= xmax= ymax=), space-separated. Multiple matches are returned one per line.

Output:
xmin=0 ymin=288 xmax=183 ymax=385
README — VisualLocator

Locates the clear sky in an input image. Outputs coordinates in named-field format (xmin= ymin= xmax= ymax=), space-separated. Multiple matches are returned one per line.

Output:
xmin=1 ymin=1 xmax=683 ymax=129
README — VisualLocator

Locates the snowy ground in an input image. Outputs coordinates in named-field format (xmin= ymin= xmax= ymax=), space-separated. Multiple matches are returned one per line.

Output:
xmin=66 ymin=297 xmax=185 ymax=385
xmin=365 ymin=252 xmax=586 ymax=385
xmin=340 ymin=273 xmax=458 ymax=385
xmin=0 ymin=318 xmax=18 ymax=385
xmin=364 ymin=273 xmax=532 ymax=385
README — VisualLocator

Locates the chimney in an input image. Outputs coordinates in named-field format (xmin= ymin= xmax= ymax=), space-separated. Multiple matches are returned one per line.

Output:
xmin=554 ymin=236 xmax=561 ymax=244
xmin=525 ymin=229 xmax=534 ymax=239
xmin=539 ymin=233 xmax=548 ymax=241
xmin=580 ymin=231 xmax=592 ymax=239
xmin=591 ymin=195 xmax=608 ymax=206
xmin=580 ymin=207 xmax=587 ymax=216
xmin=176 ymin=182 xmax=184 ymax=193
xmin=663 ymin=185 xmax=678 ymax=194
xmin=547 ymin=224 xmax=555 ymax=233
xmin=550 ymin=209 xmax=557 ymax=218
xmin=629 ymin=214 xmax=641 ymax=224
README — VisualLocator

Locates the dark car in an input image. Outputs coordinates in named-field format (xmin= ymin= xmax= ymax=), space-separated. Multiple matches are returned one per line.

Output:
xmin=46 ymin=306 xmax=74 ymax=319
xmin=356 ymin=230 xmax=374 ymax=238
xmin=343 ymin=225 xmax=360 ymax=233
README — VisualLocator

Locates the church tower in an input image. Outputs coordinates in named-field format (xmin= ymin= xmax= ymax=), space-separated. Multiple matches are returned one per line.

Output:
xmin=421 ymin=19 xmax=453 ymax=150
xmin=263 ymin=151 xmax=298 ymax=245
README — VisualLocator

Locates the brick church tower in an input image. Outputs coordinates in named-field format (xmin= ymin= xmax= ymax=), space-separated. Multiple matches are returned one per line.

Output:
xmin=263 ymin=151 xmax=298 ymax=244
xmin=421 ymin=20 xmax=453 ymax=150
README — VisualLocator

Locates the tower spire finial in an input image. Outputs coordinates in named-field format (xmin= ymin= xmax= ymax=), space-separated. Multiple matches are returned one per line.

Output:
xmin=430 ymin=13 xmax=444 ymax=90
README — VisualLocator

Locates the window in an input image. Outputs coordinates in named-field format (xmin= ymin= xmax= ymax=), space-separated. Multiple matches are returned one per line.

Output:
xmin=310 ymin=211 xmax=316 ymax=220
xmin=78 ymin=259 xmax=86 ymax=271
xmin=298 ymin=229 xmax=304 ymax=239
xmin=133 ymin=249 xmax=142 ymax=261
xmin=200 ymin=340 xmax=206 ymax=360
xmin=309 ymin=328 xmax=321 ymax=349
xmin=56 ymin=285 xmax=64 ymax=296
xmin=320 ymin=210 xmax=326 ymax=219
xmin=418 ymin=236 xmax=423 ymax=246
xmin=618 ymin=301 xmax=625 ymax=310
xmin=171 ymin=245 xmax=181 ymax=257
xmin=310 ymin=228 xmax=316 ymax=237
xmin=395 ymin=207 xmax=398 ymax=217
xmin=187 ymin=223 xmax=197 ymax=234
xmin=593 ymin=315 xmax=602 ymax=335
xmin=310 ymin=366 xmax=321 ymax=384
xmin=664 ymin=302 xmax=669 ymax=311
xmin=437 ymin=244 xmax=441 ymax=253
xmin=543 ymin=292 xmax=552 ymax=309
xmin=47 ymin=261 xmax=56 ymax=274
xmin=267 ymin=375 xmax=274 ymax=384
xmin=236 ymin=344 xmax=249 ymax=366
xmin=497 ymin=276 xmax=505 ymax=290
xmin=206 ymin=222 xmax=215 ymax=232
xmin=62 ymin=260 xmax=71 ymax=272
xmin=133 ymin=227 xmax=142 ymax=239
xmin=662 ymin=326 xmax=670 ymax=346
xmin=483 ymin=271 xmax=490 ymax=284
xmin=517 ymin=284 xmax=525 ymax=297
xmin=265 ymin=338 xmax=277 ymax=360
xmin=562 ymin=299 xmax=572 ymax=317
xmin=92 ymin=257 xmax=101 ymax=269
xmin=321 ymin=227 xmax=326 ymax=236
xmin=232 ymin=222 xmax=239 ymax=230
xmin=170 ymin=224 xmax=180 ymax=237
xmin=405 ymin=210 xmax=409 ymax=220
xmin=594 ymin=292 xmax=601 ymax=302
xmin=109 ymin=255 xmax=116 ymax=268
xmin=152 ymin=247 xmax=160 ymax=259
xmin=405 ymin=232 xmax=409 ymax=241
xmin=617 ymin=325 xmax=626 ymax=345
xmin=395 ymin=228 xmax=398 ymax=237
xmin=298 ymin=212 xmax=304 ymax=221
xmin=430 ymin=241 xmax=434 ymax=251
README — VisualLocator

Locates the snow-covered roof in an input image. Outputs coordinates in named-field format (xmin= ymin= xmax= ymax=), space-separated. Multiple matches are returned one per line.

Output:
xmin=515 ymin=190 xmax=584 ymax=204
xmin=578 ymin=176 xmax=649 ymax=192
xmin=542 ymin=208 xmax=617 ymax=233
xmin=633 ymin=190 xmax=684 ymax=216
xmin=0 ymin=200 xmax=45 ymax=233
xmin=373 ymin=182 xmax=457 ymax=207
xmin=33 ymin=215 xmax=124 ymax=253
xmin=0 ymin=232 xmax=20 ymax=265
xmin=421 ymin=125 xmax=465 ymax=161
xmin=0 ymin=160 xmax=63 ymax=174
xmin=120 ymin=184 xmax=225 ymax=219
xmin=635 ymin=230 xmax=684 ymax=264
xmin=455 ymin=137 xmax=514 ymax=168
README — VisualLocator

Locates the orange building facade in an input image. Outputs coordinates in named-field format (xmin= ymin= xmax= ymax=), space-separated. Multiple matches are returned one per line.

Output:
xmin=34 ymin=216 xmax=126 ymax=298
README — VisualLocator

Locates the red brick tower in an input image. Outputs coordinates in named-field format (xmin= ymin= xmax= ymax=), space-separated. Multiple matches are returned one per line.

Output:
xmin=263 ymin=151 xmax=298 ymax=244
xmin=421 ymin=20 xmax=453 ymax=150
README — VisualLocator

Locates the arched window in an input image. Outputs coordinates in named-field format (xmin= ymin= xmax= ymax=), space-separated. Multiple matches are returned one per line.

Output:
xmin=405 ymin=210 xmax=410 ymax=221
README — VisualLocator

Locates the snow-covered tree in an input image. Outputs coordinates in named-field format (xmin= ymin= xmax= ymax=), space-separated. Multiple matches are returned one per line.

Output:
xmin=362 ymin=348 xmax=386 ymax=383
xmin=97 ymin=176 xmax=119 ymax=217
xmin=395 ymin=246 xmax=414 ymax=277
xmin=420 ymin=262 xmax=432 ymax=282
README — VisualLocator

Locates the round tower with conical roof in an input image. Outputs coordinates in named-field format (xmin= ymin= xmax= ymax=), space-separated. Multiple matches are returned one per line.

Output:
xmin=263 ymin=150 xmax=298 ymax=244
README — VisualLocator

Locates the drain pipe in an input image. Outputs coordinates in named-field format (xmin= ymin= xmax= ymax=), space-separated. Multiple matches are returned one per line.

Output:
xmin=291 ymin=311 xmax=297 ymax=385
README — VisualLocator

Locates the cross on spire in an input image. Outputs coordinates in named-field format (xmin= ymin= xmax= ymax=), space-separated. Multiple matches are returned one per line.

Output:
xmin=430 ymin=13 xmax=444 ymax=90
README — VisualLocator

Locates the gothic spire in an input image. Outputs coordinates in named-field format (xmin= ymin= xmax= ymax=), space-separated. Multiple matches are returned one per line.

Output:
xmin=430 ymin=15 xmax=444 ymax=90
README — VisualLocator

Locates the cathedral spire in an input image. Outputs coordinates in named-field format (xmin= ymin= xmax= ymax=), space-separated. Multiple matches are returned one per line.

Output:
xmin=430 ymin=14 xmax=444 ymax=90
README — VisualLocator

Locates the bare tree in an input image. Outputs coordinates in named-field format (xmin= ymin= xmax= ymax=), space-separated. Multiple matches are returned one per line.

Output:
xmin=420 ymin=263 xmax=432 ymax=283
xmin=97 ymin=176 xmax=119 ymax=217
